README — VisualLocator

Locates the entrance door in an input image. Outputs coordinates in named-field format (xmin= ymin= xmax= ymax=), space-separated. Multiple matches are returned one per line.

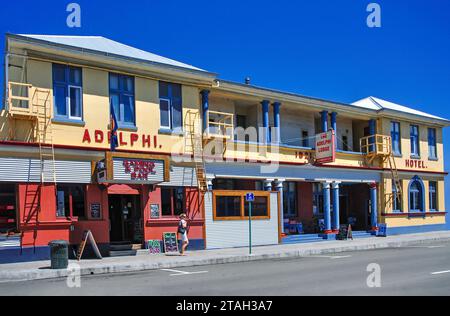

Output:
xmin=109 ymin=195 xmax=142 ymax=243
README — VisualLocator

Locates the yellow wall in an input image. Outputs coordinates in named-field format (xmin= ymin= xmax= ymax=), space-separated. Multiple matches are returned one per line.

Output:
xmin=379 ymin=118 xmax=444 ymax=172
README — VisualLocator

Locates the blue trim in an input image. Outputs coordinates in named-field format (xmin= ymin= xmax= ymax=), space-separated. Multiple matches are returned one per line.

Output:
xmin=323 ymin=184 xmax=331 ymax=231
xmin=386 ymin=224 xmax=447 ymax=236
xmin=332 ymin=185 xmax=340 ymax=231
xmin=273 ymin=102 xmax=281 ymax=144
xmin=336 ymin=149 xmax=364 ymax=155
xmin=0 ymin=246 xmax=50 ymax=264
xmin=370 ymin=185 xmax=378 ymax=229
xmin=158 ymin=128 xmax=185 ymax=136
xmin=408 ymin=176 xmax=426 ymax=213
xmin=52 ymin=118 xmax=86 ymax=126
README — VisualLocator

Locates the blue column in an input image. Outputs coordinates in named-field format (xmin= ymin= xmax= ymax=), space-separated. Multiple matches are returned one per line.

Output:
xmin=262 ymin=100 xmax=270 ymax=143
xmin=321 ymin=111 xmax=329 ymax=133
xmin=201 ymin=90 xmax=210 ymax=133
xmin=369 ymin=119 xmax=376 ymax=152
xmin=331 ymin=112 xmax=338 ymax=149
xmin=275 ymin=180 xmax=285 ymax=233
xmin=272 ymin=102 xmax=281 ymax=144
xmin=331 ymin=182 xmax=340 ymax=232
xmin=323 ymin=183 xmax=332 ymax=233
xmin=370 ymin=183 xmax=378 ymax=231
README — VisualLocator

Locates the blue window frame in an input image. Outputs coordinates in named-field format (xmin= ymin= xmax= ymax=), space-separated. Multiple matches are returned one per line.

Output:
xmin=428 ymin=128 xmax=437 ymax=159
xmin=409 ymin=177 xmax=424 ymax=213
xmin=391 ymin=122 xmax=401 ymax=155
xmin=52 ymin=64 xmax=83 ymax=120
xmin=429 ymin=181 xmax=437 ymax=211
xmin=109 ymin=73 xmax=135 ymax=127
xmin=159 ymin=81 xmax=182 ymax=131
xmin=410 ymin=125 xmax=420 ymax=157
xmin=392 ymin=182 xmax=402 ymax=212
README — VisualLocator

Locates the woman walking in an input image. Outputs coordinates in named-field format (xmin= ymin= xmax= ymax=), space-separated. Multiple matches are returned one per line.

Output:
xmin=178 ymin=213 xmax=189 ymax=256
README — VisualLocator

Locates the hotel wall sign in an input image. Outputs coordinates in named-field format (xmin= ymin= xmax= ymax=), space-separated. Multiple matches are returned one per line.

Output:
xmin=405 ymin=159 xmax=427 ymax=169
xmin=82 ymin=129 xmax=162 ymax=149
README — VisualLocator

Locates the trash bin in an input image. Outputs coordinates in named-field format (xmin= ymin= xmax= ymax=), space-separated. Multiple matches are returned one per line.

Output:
xmin=48 ymin=240 xmax=69 ymax=269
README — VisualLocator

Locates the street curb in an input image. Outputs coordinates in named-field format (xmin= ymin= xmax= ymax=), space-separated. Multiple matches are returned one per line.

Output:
xmin=2 ymin=233 xmax=450 ymax=283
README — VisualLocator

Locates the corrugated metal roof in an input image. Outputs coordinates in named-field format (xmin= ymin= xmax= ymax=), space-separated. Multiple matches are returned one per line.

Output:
xmin=16 ymin=34 xmax=206 ymax=72
xmin=352 ymin=96 xmax=448 ymax=121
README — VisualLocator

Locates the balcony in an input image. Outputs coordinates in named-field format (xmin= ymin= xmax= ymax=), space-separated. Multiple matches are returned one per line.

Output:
xmin=360 ymin=134 xmax=392 ymax=163
xmin=205 ymin=110 xmax=234 ymax=140
xmin=6 ymin=82 xmax=51 ymax=119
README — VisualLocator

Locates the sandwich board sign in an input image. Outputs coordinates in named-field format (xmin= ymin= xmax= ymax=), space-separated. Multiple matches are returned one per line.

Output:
xmin=77 ymin=230 xmax=102 ymax=261
xmin=163 ymin=232 xmax=179 ymax=255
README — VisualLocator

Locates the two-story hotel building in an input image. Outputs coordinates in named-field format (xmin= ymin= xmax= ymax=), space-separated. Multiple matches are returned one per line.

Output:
xmin=0 ymin=34 xmax=448 ymax=262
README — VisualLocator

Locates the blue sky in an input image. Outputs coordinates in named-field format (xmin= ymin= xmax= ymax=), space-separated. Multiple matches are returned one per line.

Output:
xmin=1 ymin=0 xmax=450 ymax=214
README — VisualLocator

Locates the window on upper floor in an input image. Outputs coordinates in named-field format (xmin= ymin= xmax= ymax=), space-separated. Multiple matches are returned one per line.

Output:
xmin=391 ymin=122 xmax=401 ymax=155
xmin=109 ymin=73 xmax=135 ymax=127
xmin=410 ymin=125 xmax=420 ymax=157
xmin=302 ymin=130 xmax=309 ymax=148
xmin=159 ymin=81 xmax=182 ymax=131
xmin=161 ymin=187 xmax=185 ymax=217
xmin=429 ymin=181 xmax=437 ymax=211
xmin=428 ymin=128 xmax=437 ymax=159
xmin=53 ymin=64 xmax=83 ymax=121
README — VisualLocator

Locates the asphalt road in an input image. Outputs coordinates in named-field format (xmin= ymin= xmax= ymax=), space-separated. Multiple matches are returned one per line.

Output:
xmin=1 ymin=241 xmax=450 ymax=296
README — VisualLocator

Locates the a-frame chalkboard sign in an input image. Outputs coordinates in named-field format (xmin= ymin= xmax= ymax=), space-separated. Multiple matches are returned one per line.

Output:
xmin=163 ymin=232 xmax=179 ymax=255
xmin=76 ymin=230 xmax=103 ymax=261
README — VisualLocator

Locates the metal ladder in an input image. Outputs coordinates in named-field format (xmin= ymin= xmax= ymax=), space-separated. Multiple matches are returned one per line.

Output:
xmin=384 ymin=150 xmax=403 ymax=206
xmin=33 ymin=88 xmax=57 ymax=186
xmin=185 ymin=111 xmax=208 ymax=193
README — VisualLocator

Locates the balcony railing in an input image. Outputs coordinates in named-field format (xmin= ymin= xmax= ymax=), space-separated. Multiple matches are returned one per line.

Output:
xmin=7 ymin=82 xmax=34 ymax=116
xmin=360 ymin=134 xmax=392 ymax=157
xmin=206 ymin=110 xmax=234 ymax=140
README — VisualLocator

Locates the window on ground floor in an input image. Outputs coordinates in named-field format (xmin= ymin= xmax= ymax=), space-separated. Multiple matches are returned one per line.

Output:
xmin=283 ymin=182 xmax=297 ymax=218
xmin=392 ymin=181 xmax=402 ymax=212
xmin=161 ymin=187 xmax=185 ymax=217
xmin=313 ymin=183 xmax=323 ymax=215
xmin=429 ymin=181 xmax=437 ymax=211
xmin=56 ymin=184 xmax=86 ymax=218
xmin=213 ymin=191 xmax=270 ymax=220
xmin=409 ymin=178 xmax=424 ymax=213
xmin=0 ymin=184 xmax=17 ymax=232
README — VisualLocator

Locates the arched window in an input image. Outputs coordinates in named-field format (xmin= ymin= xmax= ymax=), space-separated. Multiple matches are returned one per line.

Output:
xmin=409 ymin=177 xmax=424 ymax=212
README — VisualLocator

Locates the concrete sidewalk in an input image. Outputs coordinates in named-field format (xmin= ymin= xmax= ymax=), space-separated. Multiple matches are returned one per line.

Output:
xmin=1 ymin=231 xmax=450 ymax=283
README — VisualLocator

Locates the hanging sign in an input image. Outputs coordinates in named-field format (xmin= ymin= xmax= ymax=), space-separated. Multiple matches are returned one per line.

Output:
xmin=315 ymin=130 xmax=336 ymax=164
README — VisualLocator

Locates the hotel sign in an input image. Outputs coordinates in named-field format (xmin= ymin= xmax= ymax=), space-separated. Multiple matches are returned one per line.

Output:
xmin=315 ymin=130 xmax=336 ymax=164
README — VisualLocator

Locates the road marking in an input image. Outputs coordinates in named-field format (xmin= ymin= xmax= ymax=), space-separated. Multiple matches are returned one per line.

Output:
xmin=309 ymin=255 xmax=352 ymax=260
xmin=431 ymin=270 xmax=450 ymax=276
xmin=160 ymin=269 xmax=209 ymax=276
xmin=405 ymin=246 xmax=446 ymax=249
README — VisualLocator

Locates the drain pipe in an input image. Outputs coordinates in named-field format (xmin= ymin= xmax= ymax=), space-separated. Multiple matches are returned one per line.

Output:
xmin=3 ymin=52 xmax=9 ymax=110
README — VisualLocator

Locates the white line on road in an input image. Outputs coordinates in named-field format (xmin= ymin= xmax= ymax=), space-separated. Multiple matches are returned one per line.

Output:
xmin=160 ymin=269 xmax=209 ymax=276
xmin=309 ymin=255 xmax=352 ymax=260
xmin=431 ymin=270 xmax=450 ymax=276
xmin=405 ymin=246 xmax=446 ymax=249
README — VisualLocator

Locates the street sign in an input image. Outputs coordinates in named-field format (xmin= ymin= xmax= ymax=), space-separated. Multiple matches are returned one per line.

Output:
xmin=246 ymin=193 xmax=255 ymax=202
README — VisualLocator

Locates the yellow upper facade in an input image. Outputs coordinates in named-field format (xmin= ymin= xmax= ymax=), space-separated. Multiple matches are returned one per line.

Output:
xmin=1 ymin=34 xmax=449 ymax=174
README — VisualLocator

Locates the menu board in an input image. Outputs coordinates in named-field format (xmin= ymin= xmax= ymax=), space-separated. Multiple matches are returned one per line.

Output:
xmin=147 ymin=240 xmax=162 ymax=254
xmin=337 ymin=224 xmax=353 ymax=240
xmin=150 ymin=204 xmax=160 ymax=219
xmin=163 ymin=232 xmax=179 ymax=254
xmin=90 ymin=203 xmax=101 ymax=219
